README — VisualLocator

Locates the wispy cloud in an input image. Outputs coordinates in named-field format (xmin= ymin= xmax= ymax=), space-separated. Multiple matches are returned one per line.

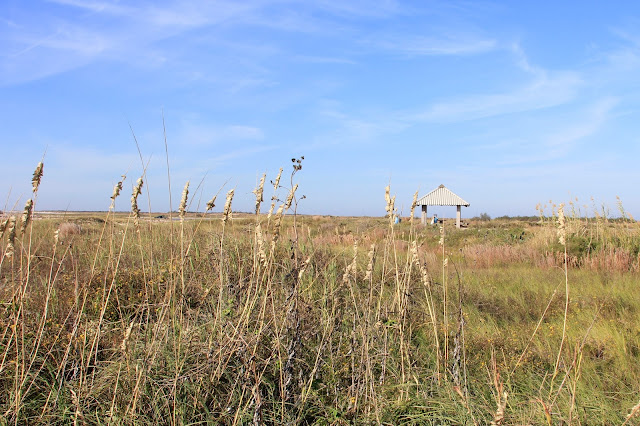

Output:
xmin=544 ymin=97 xmax=617 ymax=150
xmin=1 ymin=0 xmax=262 ymax=85
xmin=378 ymin=34 xmax=497 ymax=56
xmin=46 ymin=0 xmax=130 ymax=15
xmin=292 ymin=55 xmax=357 ymax=65
xmin=410 ymin=71 xmax=582 ymax=123
xmin=173 ymin=120 xmax=265 ymax=147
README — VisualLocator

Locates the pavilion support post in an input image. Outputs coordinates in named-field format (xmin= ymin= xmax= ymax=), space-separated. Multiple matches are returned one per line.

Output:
xmin=421 ymin=205 xmax=427 ymax=225
xmin=456 ymin=205 xmax=461 ymax=228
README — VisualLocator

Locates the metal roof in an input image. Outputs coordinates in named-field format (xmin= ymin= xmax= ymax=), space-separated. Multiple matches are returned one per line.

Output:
xmin=416 ymin=184 xmax=470 ymax=207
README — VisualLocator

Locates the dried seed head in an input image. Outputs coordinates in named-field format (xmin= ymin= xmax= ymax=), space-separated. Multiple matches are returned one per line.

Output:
xmin=272 ymin=168 xmax=283 ymax=191
xmin=272 ymin=204 xmax=285 ymax=241
xmin=131 ymin=177 xmax=144 ymax=223
xmin=21 ymin=199 xmax=33 ymax=234
xmin=222 ymin=189 xmax=234 ymax=225
xmin=179 ymin=181 xmax=190 ymax=220
xmin=342 ymin=241 xmax=358 ymax=284
xmin=206 ymin=195 xmax=217 ymax=212
xmin=111 ymin=177 xmax=125 ymax=201
xmin=410 ymin=241 xmax=431 ymax=287
xmin=32 ymin=162 xmax=44 ymax=193
xmin=284 ymin=184 xmax=298 ymax=210
xmin=5 ymin=216 xmax=16 ymax=258
xmin=120 ymin=321 xmax=135 ymax=353
xmin=364 ymin=243 xmax=375 ymax=281
xmin=384 ymin=185 xmax=396 ymax=226
xmin=253 ymin=173 xmax=266 ymax=215
xmin=133 ymin=177 xmax=144 ymax=197
xmin=298 ymin=256 xmax=312 ymax=280
xmin=557 ymin=203 xmax=566 ymax=246
xmin=255 ymin=222 xmax=267 ymax=266
xmin=0 ymin=218 xmax=7 ymax=238
xmin=410 ymin=190 xmax=419 ymax=222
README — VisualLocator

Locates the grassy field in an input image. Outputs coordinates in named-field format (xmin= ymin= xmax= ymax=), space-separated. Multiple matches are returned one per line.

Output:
xmin=1 ymin=163 xmax=640 ymax=424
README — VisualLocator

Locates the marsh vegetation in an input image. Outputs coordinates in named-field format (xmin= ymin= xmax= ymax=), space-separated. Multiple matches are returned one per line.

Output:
xmin=1 ymin=161 xmax=639 ymax=424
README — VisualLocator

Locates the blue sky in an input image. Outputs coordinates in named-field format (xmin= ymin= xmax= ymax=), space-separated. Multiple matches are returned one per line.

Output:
xmin=2 ymin=0 xmax=639 ymax=218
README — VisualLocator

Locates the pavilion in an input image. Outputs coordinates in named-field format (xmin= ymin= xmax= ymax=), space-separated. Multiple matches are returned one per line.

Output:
xmin=417 ymin=184 xmax=470 ymax=228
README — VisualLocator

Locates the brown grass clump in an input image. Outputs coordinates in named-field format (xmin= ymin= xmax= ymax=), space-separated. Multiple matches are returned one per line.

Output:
xmin=56 ymin=222 xmax=83 ymax=241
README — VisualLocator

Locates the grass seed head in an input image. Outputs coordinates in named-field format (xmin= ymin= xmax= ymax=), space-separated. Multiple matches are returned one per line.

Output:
xmin=342 ymin=240 xmax=358 ymax=284
xmin=365 ymin=243 xmax=375 ymax=281
xmin=557 ymin=203 xmax=566 ymax=246
xmin=131 ymin=177 xmax=144 ymax=222
xmin=384 ymin=185 xmax=396 ymax=225
xmin=111 ymin=177 xmax=125 ymax=201
xmin=32 ymin=161 xmax=44 ymax=193
xmin=0 ymin=218 xmax=7 ymax=238
xmin=21 ymin=198 xmax=33 ymax=234
xmin=5 ymin=216 xmax=16 ymax=258
xmin=284 ymin=184 xmax=298 ymax=210
xmin=206 ymin=195 xmax=217 ymax=212
xmin=272 ymin=168 xmax=283 ymax=191
xmin=410 ymin=190 xmax=418 ymax=222
xmin=222 ymin=189 xmax=234 ymax=225
xmin=255 ymin=222 xmax=267 ymax=266
xmin=179 ymin=181 xmax=190 ymax=220
xmin=253 ymin=173 xmax=266 ymax=214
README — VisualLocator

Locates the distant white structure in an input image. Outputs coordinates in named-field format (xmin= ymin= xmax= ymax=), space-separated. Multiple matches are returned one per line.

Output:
xmin=417 ymin=184 xmax=470 ymax=228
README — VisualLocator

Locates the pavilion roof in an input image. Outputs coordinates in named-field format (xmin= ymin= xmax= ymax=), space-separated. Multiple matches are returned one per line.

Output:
xmin=416 ymin=184 xmax=470 ymax=207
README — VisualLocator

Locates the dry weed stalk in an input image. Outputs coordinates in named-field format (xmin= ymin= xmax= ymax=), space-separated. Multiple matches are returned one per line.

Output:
xmin=551 ymin=203 xmax=569 ymax=396
xmin=411 ymin=241 xmax=441 ymax=375
xmin=271 ymin=184 xmax=297 ymax=243
xmin=120 ymin=321 xmax=135 ymax=353
xmin=490 ymin=353 xmax=508 ymax=426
